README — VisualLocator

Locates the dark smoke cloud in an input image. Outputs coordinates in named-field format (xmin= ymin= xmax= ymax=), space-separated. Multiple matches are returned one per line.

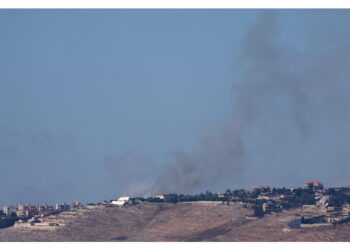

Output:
xmin=148 ymin=11 xmax=350 ymax=194
xmin=153 ymin=12 xmax=281 ymax=194
xmin=107 ymin=11 xmax=350 ymax=197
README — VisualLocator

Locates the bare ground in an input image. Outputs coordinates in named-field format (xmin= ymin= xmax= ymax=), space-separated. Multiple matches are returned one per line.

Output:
xmin=1 ymin=202 xmax=350 ymax=242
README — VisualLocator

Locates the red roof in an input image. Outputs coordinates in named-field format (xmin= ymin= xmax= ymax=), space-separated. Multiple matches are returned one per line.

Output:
xmin=38 ymin=211 xmax=51 ymax=215
xmin=308 ymin=181 xmax=322 ymax=185
xmin=17 ymin=208 xmax=37 ymax=212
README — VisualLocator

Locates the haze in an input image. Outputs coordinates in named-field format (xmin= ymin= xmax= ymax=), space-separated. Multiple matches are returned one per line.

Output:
xmin=1 ymin=9 xmax=350 ymax=207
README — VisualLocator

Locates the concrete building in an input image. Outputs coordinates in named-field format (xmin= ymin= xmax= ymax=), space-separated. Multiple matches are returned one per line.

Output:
xmin=257 ymin=186 xmax=270 ymax=193
xmin=70 ymin=201 xmax=82 ymax=209
xmin=154 ymin=195 xmax=165 ymax=200
xmin=2 ymin=205 xmax=17 ymax=216
xmin=55 ymin=202 xmax=70 ymax=211
xmin=16 ymin=208 xmax=37 ymax=218
xmin=37 ymin=204 xmax=49 ymax=211
xmin=262 ymin=201 xmax=276 ymax=213
xmin=47 ymin=205 xmax=55 ymax=210
xmin=290 ymin=187 xmax=302 ymax=192
xmin=18 ymin=204 xmax=28 ymax=210
xmin=304 ymin=181 xmax=324 ymax=192
xmin=316 ymin=195 xmax=329 ymax=209
xmin=257 ymin=195 xmax=270 ymax=200
xmin=216 ymin=193 xmax=225 ymax=199
xmin=38 ymin=210 xmax=54 ymax=217
xmin=111 ymin=197 xmax=131 ymax=206
xmin=18 ymin=204 xmax=36 ymax=210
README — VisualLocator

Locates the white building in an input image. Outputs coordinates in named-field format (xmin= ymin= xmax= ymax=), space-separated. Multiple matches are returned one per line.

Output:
xmin=111 ymin=197 xmax=131 ymax=206
xmin=18 ymin=204 xmax=28 ymax=210
xmin=55 ymin=202 xmax=70 ymax=211
xmin=257 ymin=195 xmax=270 ymax=200
xmin=71 ymin=201 xmax=82 ymax=209
xmin=2 ymin=205 xmax=17 ymax=216
xmin=37 ymin=204 xmax=49 ymax=211
xmin=304 ymin=181 xmax=324 ymax=192
xmin=18 ymin=204 xmax=36 ymax=210
xmin=216 ymin=193 xmax=225 ymax=199
xmin=154 ymin=195 xmax=165 ymax=200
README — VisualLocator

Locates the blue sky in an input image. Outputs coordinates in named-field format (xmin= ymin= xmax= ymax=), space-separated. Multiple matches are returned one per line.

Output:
xmin=1 ymin=9 xmax=350 ymax=206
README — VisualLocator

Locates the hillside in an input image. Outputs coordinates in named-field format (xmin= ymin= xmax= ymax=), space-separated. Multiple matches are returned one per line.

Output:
xmin=1 ymin=202 xmax=350 ymax=241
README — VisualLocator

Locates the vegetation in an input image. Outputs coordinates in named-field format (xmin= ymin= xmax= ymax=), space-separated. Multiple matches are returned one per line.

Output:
xmin=145 ymin=184 xmax=350 ymax=218
xmin=281 ymin=191 xmax=316 ymax=208
xmin=252 ymin=201 xmax=264 ymax=218
xmin=0 ymin=217 xmax=18 ymax=229
xmin=326 ymin=188 xmax=350 ymax=207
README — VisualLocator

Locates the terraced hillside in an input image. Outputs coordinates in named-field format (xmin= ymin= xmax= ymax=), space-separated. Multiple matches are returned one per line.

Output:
xmin=0 ymin=202 xmax=350 ymax=241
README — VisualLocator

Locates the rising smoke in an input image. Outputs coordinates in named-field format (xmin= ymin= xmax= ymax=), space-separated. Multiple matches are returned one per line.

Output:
xmin=105 ymin=11 xmax=350 ymax=197
xmin=149 ymin=11 xmax=350 ymax=194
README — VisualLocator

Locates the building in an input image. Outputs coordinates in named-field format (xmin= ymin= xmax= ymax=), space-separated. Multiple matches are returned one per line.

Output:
xmin=2 ymin=206 xmax=17 ymax=216
xmin=37 ymin=204 xmax=49 ymax=211
xmin=18 ymin=204 xmax=28 ymax=210
xmin=316 ymin=195 xmax=329 ymax=209
xmin=38 ymin=211 xmax=54 ymax=217
xmin=342 ymin=204 xmax=350 ymax=213
xmin=228 ymin=196 xmax=240 ymax=201
xmin=153 ymin=195 xmax=165 ymax=200
xmin=16 ymin=208 xmax=37 ymax=218
xmin=47 ymin=205 xmax=55 ymax=210
xmin=111 ymin=197 xmax=131 ymax=206
xmin=216 ymin=193 xmax=225 ymax=199
xmin=302 ymin=204 xmax=318 ymax=211
xmin=18 ymin=204 xmax=37 ymax=210
xmin=304 ymin=181 xmax=324 ymax=192
xmin=257 ymin=186 xmax=270 ymax=193
xmin=70 ymin=201 xmax=82 ymax=210
xmin=290 ymin=187 xmax=302 ymax=192
xmin=257 ymin=195 xmax=270 ymax=200
xmin=55 ymin=202 xmax=70 ymax=211
xmin=262 ymin=201 xmax=276 ymax=213
xmin=327 ymin=206 xmax=336 ymax=212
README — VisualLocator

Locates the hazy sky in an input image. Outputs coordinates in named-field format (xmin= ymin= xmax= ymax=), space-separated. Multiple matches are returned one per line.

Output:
xmin=1 ymin=9 xmax=350 ymax=206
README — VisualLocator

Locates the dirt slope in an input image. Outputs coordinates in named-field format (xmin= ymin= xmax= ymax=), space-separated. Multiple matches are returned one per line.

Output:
xmin=0 ymin=202 xmax=350 ymax=242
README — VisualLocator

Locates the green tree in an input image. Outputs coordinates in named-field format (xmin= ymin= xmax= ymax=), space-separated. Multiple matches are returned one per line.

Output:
xmin=253 ymin=202 xmax=264 ymax=218
xmin=329 ymin=192 xmax=347 ymax=207
xmin=300 ymin=193 xmax=316 ymax=205
xmin=225 ymin=189 xmax=232 ymax=196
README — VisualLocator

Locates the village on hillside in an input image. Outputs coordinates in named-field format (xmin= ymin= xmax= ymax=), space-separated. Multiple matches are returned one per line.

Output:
xmin=2 ymin=181 xmax=350 ymax=231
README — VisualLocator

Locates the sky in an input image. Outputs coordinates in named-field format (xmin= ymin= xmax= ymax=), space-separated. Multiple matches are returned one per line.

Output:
xmin=1 ymin=9 xmax=350 ymax=207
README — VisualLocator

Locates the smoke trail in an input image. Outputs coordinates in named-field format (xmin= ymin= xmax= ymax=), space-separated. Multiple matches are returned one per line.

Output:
xmin=104 ymin=11 xmax=350 ymax=196
xmin=151 ymin=11 xmax=350 ymax=193
xmin=152 ymin=12 xmax=281 ymax=193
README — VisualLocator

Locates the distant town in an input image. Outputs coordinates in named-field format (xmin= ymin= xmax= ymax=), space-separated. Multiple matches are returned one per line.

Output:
xmin=2 ymin=180 xmax=350 ymax=230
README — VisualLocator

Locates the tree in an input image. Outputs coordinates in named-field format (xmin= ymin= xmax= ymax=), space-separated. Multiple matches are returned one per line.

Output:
xmin=204 ymin=191 xmax=216 ymax=201
xmin=250 ymin=188 xmax=261 ymax=199
xmin=329 ymin=192 xmax=347 ymax=207
xmin=292 ymin=188 xmax=303 ymax=197
xmin=300 ymin=193 xmax=316 ymax=205
xmin=253 ymin=202 xmax=264 ymax=218
xmin=225 ymin=189 xmax=232 ymax=196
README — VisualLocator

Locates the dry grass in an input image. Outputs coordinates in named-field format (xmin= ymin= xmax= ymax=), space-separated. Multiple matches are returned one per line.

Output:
xmin=0 ymin=202 xmax=350 ymax=242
